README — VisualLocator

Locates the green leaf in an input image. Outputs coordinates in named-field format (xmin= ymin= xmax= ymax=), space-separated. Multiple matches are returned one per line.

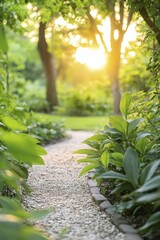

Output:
xmin=1 ymin=132 xmax=46 ymax=165
xmin=137 ymin=176 xmax=160 ymax=193
xmin=123 ymin=147 xmax=140 ymax=188
xmin=77 ymin=157 xmax=100 ymax=163
xmin=110 ymin=152 xmax=123 ymax=167
xmin=140 ymin=160 xmax=160 ymax=185
xmin=0 ymin=27 xmax=8 ymax=52
xmin=136 ymin=192 xmax=160 ymax=204
xmin=101 ymin=150 xmax=109 ymax=167
xmin=120 ymin=92 xmax=132 ymax=118
xmin=139 ymin=211 xmax=160 ymax=232
xmin=82 ymin=134 xmax=107 ymax=143
xmin=136 ymin=132 xmax=151 ymax=141
xmin=1 ymin=116 xmax=26 ymax=131
xmin=82 ymin=140 xmax=100 ymax=149
xmin=74 ymin=149 xmax=99 ymax=155
xmin=79 ymin=163 xmax=99 ymax=176
xmin=109 ymin=116 xmax=127 ymax=135
xmin=98 ymin=171 xmax=128 ymax=182
xmin=128 ymin=118 xmax=143 ymax=135
xmin=136 ymin=138 xmax=148 ymax=154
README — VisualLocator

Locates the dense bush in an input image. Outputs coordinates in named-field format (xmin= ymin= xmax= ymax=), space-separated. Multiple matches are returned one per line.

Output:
xmin=10 ymin=79 xmax=50 ymax=112
xmin=57 ymin=83 xmax=112 ymax=116
xmin=76 ymin=92 xmax=160 ymax=239
xmin=28 ymin=114 xmax=65 ymax=145
xmin=0 ymin=84 xmax=49 ymax=239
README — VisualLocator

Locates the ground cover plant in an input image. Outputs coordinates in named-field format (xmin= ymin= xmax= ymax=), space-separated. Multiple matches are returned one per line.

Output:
xmin=76 ymin=92 xmax=160 ymax=239
xmin=28 ymin=114 xmax=66 ymax=145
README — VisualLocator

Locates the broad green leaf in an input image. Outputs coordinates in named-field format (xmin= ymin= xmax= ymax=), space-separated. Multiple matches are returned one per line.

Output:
xmin=82 ymin=140 xmax=100 ymax=149
xmin=0 ymin=27 xmax=8 ymax=52
xmin=110 ymin=152 xmax=123 ymax=167
xmin=120 ymin=93 xmax=132 ymax=118
xmin=74 ymin=149 xmax=99 ymax=155
xmin=128 ymin=118 xmax=143 ymax=135
xmin=79 ymin=163 xmax=99 ymax=176
xmin=111 ymin=182 xmax=131 ymax=195
xmin=1 ymin=132 xmax=46 ymax=165
xmin=136 ymin=192 xmax=160 ymax=204
xmin=82 ymin=134 xmax=107 ymax=143
xmin=101 ymin=150 xmax=109 ymax=167
xmin=136 ymin=138 xmax=148 ymax=154
xmin=137 ymin=176 xmax=160 ymax=193
xmin=109 ymin=116 xmax=127 ymax=135
xmin=77 ymin=157 xmax=100 ymax=163
xmin=136 ymin=132 xmax=151 ymax=141
xmin=139 ymin=211 xmax=160 ymax=232
xmin=140 ymin=160 xmax=160 ymax=185
xmin=123 ymin=147 xmax=140 ymax=188
xmin=98 ymin=171 xmax=128 ymax=182
xmin=1 ymin=116 xmax=26 ymax=131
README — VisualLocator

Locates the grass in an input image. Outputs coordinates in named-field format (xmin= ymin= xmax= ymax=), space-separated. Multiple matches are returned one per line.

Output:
xmin=34 ymin=113 xmax=109 ymax=131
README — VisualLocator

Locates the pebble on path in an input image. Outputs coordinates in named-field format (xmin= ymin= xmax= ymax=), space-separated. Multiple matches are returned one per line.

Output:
xmin=24 ymin=131 xmax=126 ymax=240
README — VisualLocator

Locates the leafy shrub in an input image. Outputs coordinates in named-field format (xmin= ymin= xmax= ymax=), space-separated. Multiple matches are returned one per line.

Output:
xmin=28 ymin=115 xmax=66 ymax=145
xmin=10 ymin=79 xmax=50 ymax=112
xmin=0 ymin=83 xmax=50 ymax=239
xmin=57 ymin=84 xmax=112 ymax=116
xmin=76 ymin=92 xmax=160 ymax=239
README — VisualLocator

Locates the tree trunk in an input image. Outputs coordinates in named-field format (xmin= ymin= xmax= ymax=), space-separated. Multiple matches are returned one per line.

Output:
xmin=107 ymin=37 xmax=123 ymax=114
xmin=38 ymin=21 xmax=58 ymax=108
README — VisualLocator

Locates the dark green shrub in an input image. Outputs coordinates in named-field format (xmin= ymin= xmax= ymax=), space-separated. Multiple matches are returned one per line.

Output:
xmin=76 ymin=92 xmax=160 ymax=239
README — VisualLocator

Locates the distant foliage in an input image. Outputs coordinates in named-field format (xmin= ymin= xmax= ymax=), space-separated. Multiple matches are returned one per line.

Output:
xmin=28 ymin=114 xmax=65 ymax=145
xmin=57 ymin=83 xmax=112 ymax=116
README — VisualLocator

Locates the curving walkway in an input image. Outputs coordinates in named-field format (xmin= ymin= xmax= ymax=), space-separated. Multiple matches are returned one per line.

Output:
xmin=24 ymin=131 xmax=126 ymax=240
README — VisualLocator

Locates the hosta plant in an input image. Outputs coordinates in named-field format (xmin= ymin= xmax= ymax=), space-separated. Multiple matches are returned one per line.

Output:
xmin=76 ymin=92 xmax=160 ymax=239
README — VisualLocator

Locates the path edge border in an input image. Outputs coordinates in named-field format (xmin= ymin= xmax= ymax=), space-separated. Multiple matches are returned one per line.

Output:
xmin=87 ymin=171 xmax=144 ymax=240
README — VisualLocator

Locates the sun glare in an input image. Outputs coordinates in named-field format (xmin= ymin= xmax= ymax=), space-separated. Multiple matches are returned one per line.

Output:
xmin=75 ymin=47 xmax=106 ymax=70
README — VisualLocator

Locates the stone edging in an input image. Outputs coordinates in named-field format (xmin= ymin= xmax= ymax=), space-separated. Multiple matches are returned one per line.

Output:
xmin=88 ymin=172 xmax=143 ymax=240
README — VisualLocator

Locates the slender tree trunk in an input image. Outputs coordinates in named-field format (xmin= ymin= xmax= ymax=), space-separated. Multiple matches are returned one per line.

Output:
xmin=107 ymin=36 xmax=123 ymax=114
xmin=38 ymin=21 xmax=58 ymax=108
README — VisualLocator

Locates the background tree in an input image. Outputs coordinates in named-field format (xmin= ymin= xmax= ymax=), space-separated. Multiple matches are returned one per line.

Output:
xmin=78 ymin=0 xmax=134 ymax=114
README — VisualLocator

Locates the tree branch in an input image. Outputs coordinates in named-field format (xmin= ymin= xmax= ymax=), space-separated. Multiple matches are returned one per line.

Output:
xmin=139 ymin=7 xmax=160 ymax=45
xmin=86 ymin=10 xmax=109 ymax=53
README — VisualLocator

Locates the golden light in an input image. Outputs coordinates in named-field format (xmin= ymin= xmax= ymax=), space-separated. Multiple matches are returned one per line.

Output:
xmin=75 ymin=47 xmax=106 ymax=70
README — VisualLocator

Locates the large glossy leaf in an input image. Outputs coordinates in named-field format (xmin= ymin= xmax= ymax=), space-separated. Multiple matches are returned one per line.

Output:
xmin=136 ymin=192 xmax=160 ymax=204
xmin=110 ymin=152 xmax=123 ymax=167
xmin=82 ymin=134 xmax=107 ymax=143
xmin=98 ymin=171 xmax=128 ymax=182
xmin=128 ymin=118 xmax=143 ymax=135
xmin=120 ymin=92 xmax=132 ymax=118
xmin=101 ymin=150 xmax=109 ymax=167
xmin=109 ymin=116 xmax=127 ymax=135
xmin=1 ymin=132 xmax=46 ymax=165
xmin=123 ymin=147 xmax=140 ymax=188
xmin=74 ymin=149 xmax=99 ymax=155
xmin=1 ymin=116 xmax=26 ymax=131
xmin=137 ymin=176 xmax=160 ymax=192
xmin=77 ymin=157 xmax=100 ymax=163
xmin=140 ymin=160 xmax=160 ymax=185
xmin=79 ymin=163 xmax=99 ymax=176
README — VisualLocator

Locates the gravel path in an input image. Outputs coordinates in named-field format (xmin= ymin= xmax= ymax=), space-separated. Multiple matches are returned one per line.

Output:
xmin=24 ymin=131 xmax=126 ymax=240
